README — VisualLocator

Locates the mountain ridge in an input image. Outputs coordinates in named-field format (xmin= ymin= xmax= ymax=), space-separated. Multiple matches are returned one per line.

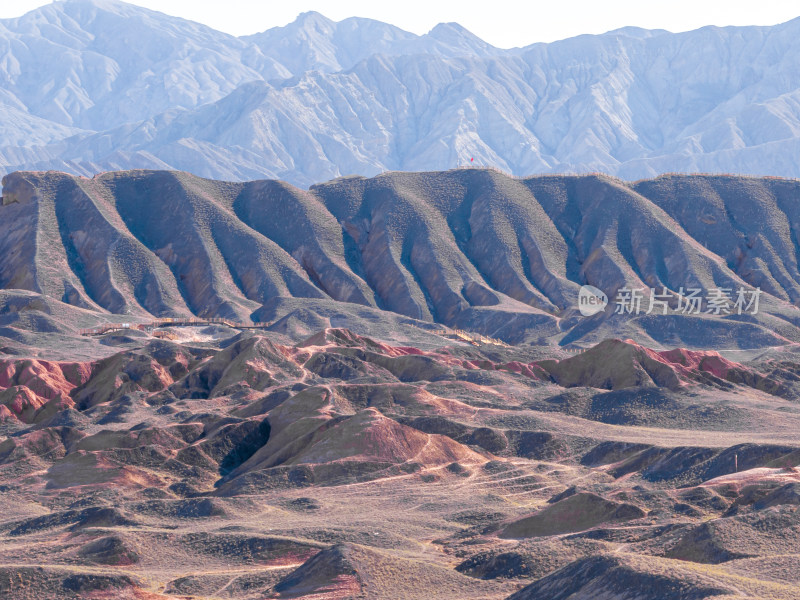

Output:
xmin=3 ymin=168 xmax=800 ymax=350
xmin=3 ymin=1 xmax=800 ymax=184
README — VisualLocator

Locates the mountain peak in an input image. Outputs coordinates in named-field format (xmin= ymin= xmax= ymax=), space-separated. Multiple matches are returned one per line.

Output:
xmin=425 ymin=21 xmax=495 ymax=53
xmin=48 ymin=0 xmax=147 ymax=15
xmin=429 ymin=21 xmax=470 ymax=34
xmin=296 ymin=10 xmax=330 ymax=21
xmin=16 ymin=0 xmax=202 ymax=28
xmin=292 ymin=11 xmax=335 ymax=29
xmin=603 ymin=25 xmax=670 ymax=39
xmin=428 ymin=21 xmax=482 ymax=40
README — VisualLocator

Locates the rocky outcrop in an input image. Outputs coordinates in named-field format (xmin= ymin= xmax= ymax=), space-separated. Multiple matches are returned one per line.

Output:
xmin=508 ymin=556 xmax=733 ymax=600
xmin=499 ymin=493 xmax=646 ymax=538
xmin=0 ymin=358 xmax=91 ymax=423
xmin=536 ymin=339 xmax=792 ymax=396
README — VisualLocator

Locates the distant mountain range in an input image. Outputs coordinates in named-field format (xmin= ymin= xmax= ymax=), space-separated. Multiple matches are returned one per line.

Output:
xmin=2 ymin=0 xmax=800 ymax=185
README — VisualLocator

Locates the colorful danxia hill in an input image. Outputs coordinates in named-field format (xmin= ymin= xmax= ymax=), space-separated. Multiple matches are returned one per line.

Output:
xmin=0 ymin=169 xmax=799 ymax=599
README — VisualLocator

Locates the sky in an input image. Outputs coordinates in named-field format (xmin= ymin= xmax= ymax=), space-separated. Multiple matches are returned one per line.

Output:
xmin=2 ymin=0 xmax=799 ymax=48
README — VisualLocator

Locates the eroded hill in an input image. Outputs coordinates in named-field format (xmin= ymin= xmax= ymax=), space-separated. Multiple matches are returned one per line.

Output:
xmin=4 ymin=169 xmax=800 ymax=351
xmin=0 ymin=328 xmax=799 ymax=599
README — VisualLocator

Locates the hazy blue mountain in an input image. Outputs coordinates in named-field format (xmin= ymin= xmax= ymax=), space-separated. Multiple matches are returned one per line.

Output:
xmin=2 ymin=0 xmax=800 ymax=185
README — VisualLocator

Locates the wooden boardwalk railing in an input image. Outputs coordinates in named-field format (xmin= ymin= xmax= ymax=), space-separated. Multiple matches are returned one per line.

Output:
xmin=79 ymin=317 xmax=271 ymax=336
xmin=430 ymin=328 xmax=507 ymax=347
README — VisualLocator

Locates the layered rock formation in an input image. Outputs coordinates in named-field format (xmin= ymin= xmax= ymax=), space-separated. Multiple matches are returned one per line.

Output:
xmin=0 ymin=327 xmax=798 ymax=598
xmin=3 ymin=169 xmax=800 ymax=349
